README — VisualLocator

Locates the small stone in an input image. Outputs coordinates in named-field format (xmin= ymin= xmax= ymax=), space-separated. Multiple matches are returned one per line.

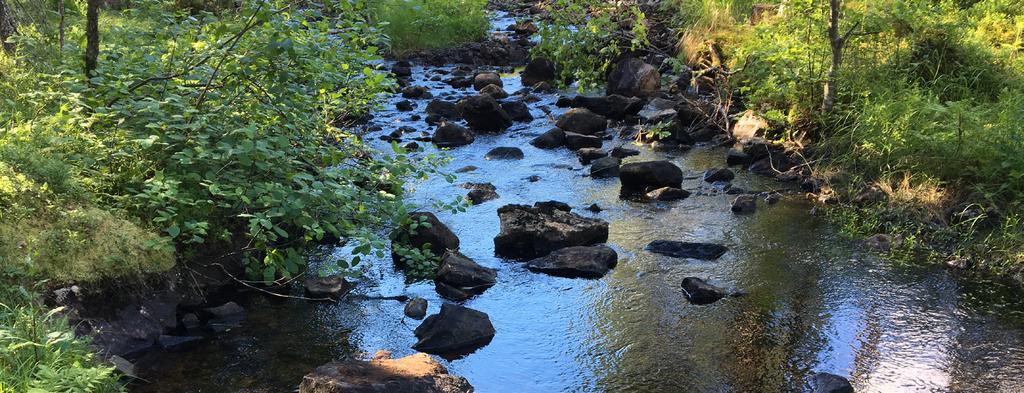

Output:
xmin=703 ymin=168 xmax=735 ymax=183
xmin=404 ymin=298 xmax=428 ymax=320
xmin=812 ymin=372 xmax=854 ymax=393
xmin=485 ymin=147 xmax=524 ymax=160
xmin=586 ymin=203 xmax=602 ymax=212
xmin=396 ymin=100 xmax=415 ymax=111
xmin=647 ymin=187 xmax=690 ymax=201
xmin=455 ymin=165 xmax=478 ymax=173
xmin=731 ymin=195 xmax=757 ymax=214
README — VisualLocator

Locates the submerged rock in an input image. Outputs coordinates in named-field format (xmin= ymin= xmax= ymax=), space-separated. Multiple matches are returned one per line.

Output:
xmin=304 ymin=275 xmax=354 ymax=300
xmin=405 ymin=298 xmax=428 ymax=320
xmin=413 ymin=304 xmax=495 ymax=357
xmin=298 ymin=351 xmax=473 ymax=393
xmin=494 ymin=202 xmax=610 ymax=260
xmin=555 ymin=108 xmax=608 ymax=135
xmin=619 ymin=161 xmax=683 ymax=195
xmin=526 ymin=245 xmax=618 ymax=279
xmin=485 ymin=147 xmax=524 ymax=160
xmin=645 ymin=240 xmax=728 ymax=260
xmin=681 ymin=277 xmax=728 ymax=305
xmin=812 ymin=372 xmax=854 ymax=393
xmin=606 ymin=58 xmax=660 ymax=98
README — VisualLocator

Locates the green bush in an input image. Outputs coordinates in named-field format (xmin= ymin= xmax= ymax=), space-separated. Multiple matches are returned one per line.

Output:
xmin=370 ymin=0 xmax=489 ymax=56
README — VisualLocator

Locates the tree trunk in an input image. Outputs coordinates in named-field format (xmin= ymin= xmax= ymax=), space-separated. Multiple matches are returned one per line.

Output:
xmin=59 ymin=0 xmax=66 ymax=52
xmin=85 ymin=0 xmax=100 ymax=78
xmin=822 ymin=0 xmax=843 ymax=113
xmin=0 ymin=0 xmax=18 ymax=55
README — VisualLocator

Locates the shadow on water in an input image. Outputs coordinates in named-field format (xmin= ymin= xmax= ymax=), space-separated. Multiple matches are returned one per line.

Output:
xmin=130 ymin=17 xmax=1024 ymax=393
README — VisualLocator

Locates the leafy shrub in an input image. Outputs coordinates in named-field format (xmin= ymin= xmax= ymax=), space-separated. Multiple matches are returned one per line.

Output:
xmin=532 ymin=0 xmax=650 ymax=90
xmin=370 ymin=0 xmax=489 ymax=56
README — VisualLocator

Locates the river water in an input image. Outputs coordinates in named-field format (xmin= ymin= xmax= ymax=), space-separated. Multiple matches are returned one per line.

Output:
xmin=130 ymin=14 xmax=1024 ymax=393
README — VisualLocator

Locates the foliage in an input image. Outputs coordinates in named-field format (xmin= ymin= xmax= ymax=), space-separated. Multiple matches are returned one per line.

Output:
xmin=369 ymin=0 xmax=489 ymax=56
xmin=664 ymin=0 xmax=1024 ymax=272
xmin=0 ymin=273 xmax=121 ymax=393
xmin=532 ymin=0 xmax=650 ymax=90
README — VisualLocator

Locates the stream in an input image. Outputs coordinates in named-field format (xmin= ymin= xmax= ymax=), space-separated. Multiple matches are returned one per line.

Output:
xmin=130 ymin=12 xmax=1024 ymax=393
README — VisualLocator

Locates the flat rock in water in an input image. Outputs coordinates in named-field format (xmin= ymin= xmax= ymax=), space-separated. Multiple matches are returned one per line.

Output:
xmin=462 ymin=182 xmax=499 ymax=205
xmin=703 ymin=168 xmax=735 ymax=183
xmin=298 ymin=351 xmax=473 ymax=393
xmin=645 ymin=240 xmax=728 ymax=260
xmin=413 ymin=304 xmax=495 ymax=358
xmin=530 ymin=128 xmax=565 ymax=149
xmin=569 ymin=94 xmax=644 ymax=120
xmin=304 ymin=275 xmax=354 ymax=299
xmin=576 ymin=148 xmax=607 ymax=164
xmin=435 ymin=251 xmax=496 ymax=300
xmin=555 ymin=108 xmax=608 ymax=135
xmin=485 ymin=147 xmax=524 ymax=160
xmin=681 ymin=277 xmax=728 ymax=305
xmin=526 ymin=245 xmax=618 ymax=279
xmin=619 ymin=161 xmax=683 ymax=195
xmin=494 ymin=202 xmax=609 ymax=260
xmin=564 ymin=132 xmax=603 ymax=149
xmin=204 ymin=302 xmax=245 ymax=322
xmin=610 ymin=146 xmax=640 ymax=158
xmin=590 ymin=156 xmax=622 ymax=179
xmin=647 ymin=187 xmax=690 ymax=201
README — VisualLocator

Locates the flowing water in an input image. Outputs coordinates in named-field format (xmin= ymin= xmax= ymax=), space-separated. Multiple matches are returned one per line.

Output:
xmin=130 ymin=14 xmax=1024 ymax=393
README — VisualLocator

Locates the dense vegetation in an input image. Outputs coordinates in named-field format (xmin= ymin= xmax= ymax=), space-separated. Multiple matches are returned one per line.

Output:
xmin=536 ymin=0 xmax=1023 ymax=276
xmin=0 ymin=0 xmax=487 ymax=390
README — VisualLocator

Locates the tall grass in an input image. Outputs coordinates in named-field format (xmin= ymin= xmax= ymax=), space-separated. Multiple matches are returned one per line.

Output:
xmin=370 ymin=0 xmax=489 ymax=56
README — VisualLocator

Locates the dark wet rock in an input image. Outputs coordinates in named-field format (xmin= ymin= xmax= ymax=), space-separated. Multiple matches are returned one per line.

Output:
xmin=526 ymin=245 xmax=618 ymax=279
xmin=576 ymin=148 xmax=607 ymax=165
xmin=586 ymin=203 xmax=603 ymax=212
xmin=726 ymin=148 xmax=751 ymax=167
xmin=863 ymin=234 xmax=902 ymax=252
xmin=639 ymin=108 xmax=677 ymax=124
xmin=204 ymin=301 xmax=245 ymax=322
xmin=304 ymin=275 xmax=354 ymax=299
xmin=435 ymin=251 xmax=497 ymax=300
xmin=405 ymin=298 xmax=428 ymax=320
xmin=812 ymin=372 xmax=854 ymax=393
xmin=402 ymin=85 xmax=429 ymax=99
xmin=181 ymin=313 xmax=201 ymax=331
xmin=479 ymin=84 xmax=509 ymax=99
xmin=589 ymin=156 xmax=621 ymax=179
xmin=681 ymin=277 xmax=728 ymax=305
xmin=158 ymin=335 xmax=204 ymax=350
xmin=494 ymin=202 xmax=610 ymax=260
xmin=522 ymin=93 xmax=543 ymax=103
xmin=462 ymin=182 xmax=499 ymax=205
xmin=530 ymin=128 xmax=566 ymax=149
xmin=725 ymin=186 xmax=746 ymax=195
xmin=675 ymin=101 xmax=708 ymax=129
xmin=510 ymin=20 xmax=539 ymax=36
xmin=564 ymin=132 xmax=603 ymax=149
xmin=647 ymin=187 xmax=690 ymax=201
xmin=457 ymin=95 xmax=512 ymax=132
xmin=619 ymin=161 xmax=683 ymax=195
xmin=765 ymin=192 xmax=782 ymax=204
xmin=675 ymin=67 xmax=694 ymax=92
xmin=393 ymin=212 xmax=460 ymax=266
xmin=522 ymin=57 xmax=556 ymax=86
xmin=555 ymin=108 xmax=607 ymax=135
xmin=525 ymin=175 xmax=541 ymax=182
xmin=606 ymin=58 xmax=660 ymax=98
xmin=455 ymin=165 xmax=478 ymax=173
xmin=731 ymin=195 xmax=757 ymax=214
xmin=501 ymin=101 xmax=534 ymax=122
xmin=569 ymin=95 xmax=644 ymax=120
xmin=432 ymin=122 xmax=476 ymax=148
xmin=426 ymin=99 xmax=460 ymax=120
xmin=445 ymin=76 xmax=473 ymax=89
xmin=610 ymin=146 xmax=640 ymax=158
xmin=413 ymin=304 xmax=495 ymax=356
xmin=298 ymin=351 xmax=473 ymax=393
xmin=485 ymin=146 xmax=524 ymax=160
xmin=555 ymin=96 xmax=573 ymax=108
xmin=703 ymin=168 xmax=735 ymax=183
xmin=397 ymin=100 xmax=415 ymax=112
xmin=473 ymin=72 xmax=503 ymax=90
xmin=391 ymin=63 xmax=412 ymax=78
xmin=402 ymin=141 xmax=420 ymax=151
xmin=645 ymin=240 xmax=728 ymax=260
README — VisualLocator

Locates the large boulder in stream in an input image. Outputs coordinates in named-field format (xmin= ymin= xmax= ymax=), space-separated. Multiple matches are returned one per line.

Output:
xmin=555 ymin=108 xmax=608 ymax=135
xmin=392 ymin=213 xmax=460 ymax=266
xmin=646 ymin=240 xmax=728 ymax=260
xmin=432 ymin=122 xmax=475 ymax=148
xmin=530 ymin=128 xmax=566 ymax=149
xmin=413 ymin=304 xmax=495 ymax=358
xmin=435 ymin=251 xmax=497 ymax=301
xmin=456 ymin=95 xmax=512 ymax=132
xmin=494 ymin=202 xmax=609 ymax=260
xmin=521 ymin=57 xmax=556 ymax=87
xmin=298 ymin=351 xmax=473 ymax=393
xmin=526 ymin=245 xmax=618 ymax=279
xmin=606 ymin=58 xmax=660 ymax=98
xmin=570 ymin=95 xmax=644 ymax=120
xmin=618 ymin=161 xmax=683 ymax=195
xmin=681 ymin=277 xmax=729 ymax=305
